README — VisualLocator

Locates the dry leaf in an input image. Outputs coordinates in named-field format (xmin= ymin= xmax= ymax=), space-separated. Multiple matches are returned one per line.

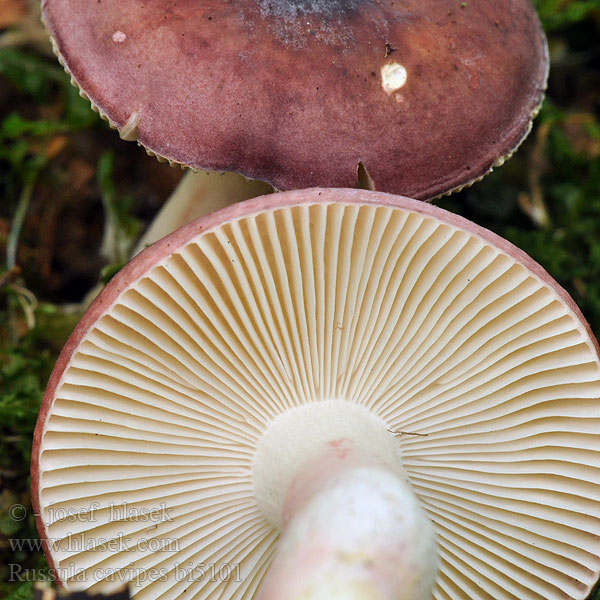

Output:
xmin=0 ymin=0 xmax=28 ymax=29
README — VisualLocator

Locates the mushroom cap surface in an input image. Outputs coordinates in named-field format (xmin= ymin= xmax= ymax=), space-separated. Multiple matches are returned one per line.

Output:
xmin=42 ymin=0 xmax=547 ymax=198
xmin=33 ymin=189 xmax=600 ymax=599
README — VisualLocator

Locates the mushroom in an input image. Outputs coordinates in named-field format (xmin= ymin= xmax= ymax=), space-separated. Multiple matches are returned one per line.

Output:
xmin=41 ymin=0 xmax=548 ymax=246
xmin=33 ymin=188 xmax=600 ymax=599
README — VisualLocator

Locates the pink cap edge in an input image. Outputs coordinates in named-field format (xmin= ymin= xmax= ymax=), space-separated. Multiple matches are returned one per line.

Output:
xmin=31 ymin=187 xmax=600 ymax=589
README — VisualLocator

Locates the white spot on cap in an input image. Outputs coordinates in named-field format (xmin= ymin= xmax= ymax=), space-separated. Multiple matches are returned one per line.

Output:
xmin=112 ymin=30 xmax=127 ymax=43
xmin=381 ymin=62 xmax=407 ymax=95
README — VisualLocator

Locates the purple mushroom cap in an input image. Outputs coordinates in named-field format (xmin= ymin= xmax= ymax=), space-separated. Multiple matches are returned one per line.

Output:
xmin=43 ymin=0 xmax=547 ymax=198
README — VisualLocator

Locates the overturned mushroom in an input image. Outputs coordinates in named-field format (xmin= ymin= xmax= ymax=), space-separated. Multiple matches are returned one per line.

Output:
xmin=42 ymin=0 xmax=548 ymax=245
xmin=33 ymin=189 xmax=600 ymax=599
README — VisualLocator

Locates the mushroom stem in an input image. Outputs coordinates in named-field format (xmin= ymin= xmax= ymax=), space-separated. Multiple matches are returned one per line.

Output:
xmin=133 ymin=169 xmax=273 ymax=254
xmin=257 ymin=441 xmax=437 ymax=600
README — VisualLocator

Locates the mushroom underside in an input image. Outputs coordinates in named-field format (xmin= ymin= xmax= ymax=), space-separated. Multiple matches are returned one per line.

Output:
xmin=33 ymin=189 xmax=600 ymax=600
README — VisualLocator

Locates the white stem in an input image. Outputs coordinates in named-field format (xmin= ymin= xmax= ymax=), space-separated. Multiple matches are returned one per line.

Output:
xmin=257 ymin=443 xmax=437 ymax=600
xmin=133 ymin=170 xmax=272 ymax=255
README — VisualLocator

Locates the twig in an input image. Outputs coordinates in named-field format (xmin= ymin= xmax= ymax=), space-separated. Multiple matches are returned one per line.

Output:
xmin=0 ymin=265 xmax=21 ymax=288
xmin=6 ymin=177 xmax=35 ymax=270
xmin=10 ymin=282 xmax=38 ymax=330
xmin=519 ymin=120 xmax=552 ymax=228
xmin=388 ymin=429 xmax=429 ymax=437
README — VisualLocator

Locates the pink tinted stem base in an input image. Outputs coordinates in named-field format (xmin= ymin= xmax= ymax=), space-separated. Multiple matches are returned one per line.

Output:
xmin=257 ymin=441 xmax=437 ymax=600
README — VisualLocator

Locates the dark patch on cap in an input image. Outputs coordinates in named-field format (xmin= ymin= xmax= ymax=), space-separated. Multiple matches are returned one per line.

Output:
xmin=257 ymin=0 xmax=364 ymax=19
